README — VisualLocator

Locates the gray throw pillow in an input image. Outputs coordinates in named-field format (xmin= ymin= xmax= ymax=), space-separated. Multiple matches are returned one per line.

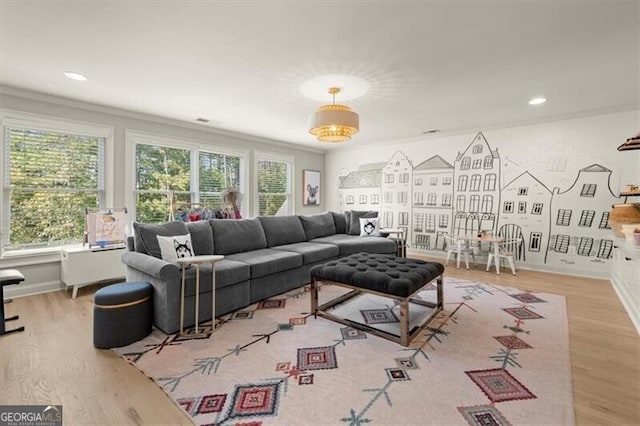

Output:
xmin=209 ymin=218 xmax=267 ymax=255
xmin=133 ymin=221 xmax=189 ymax=258
xmin=347 ymin=210 xmax=378 ymax=235
xmin=186 ymin=220 xmax=214 ymax=255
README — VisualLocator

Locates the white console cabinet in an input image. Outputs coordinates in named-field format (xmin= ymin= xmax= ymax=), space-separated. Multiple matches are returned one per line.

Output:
xmin=60 ymin=246 xmax=126 ymax=298
xmin=610 ymin=237 xmax=640 ymax=334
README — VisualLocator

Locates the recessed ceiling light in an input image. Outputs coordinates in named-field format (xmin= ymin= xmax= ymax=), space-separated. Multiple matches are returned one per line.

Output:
xmin=528 ymin=97 xmax=546 ymax=105
xmin=64 ymin=71 xmax=87 ymax=81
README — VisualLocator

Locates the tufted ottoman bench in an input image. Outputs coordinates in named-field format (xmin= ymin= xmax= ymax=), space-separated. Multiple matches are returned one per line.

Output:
xmin=93 ymin=281 xmax=153 ymax=349
xmin=309 ymin=252 xmax=445 ymax=346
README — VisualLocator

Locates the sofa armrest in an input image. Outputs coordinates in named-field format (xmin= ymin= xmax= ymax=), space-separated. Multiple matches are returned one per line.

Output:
xmin=121 ymin=251 xmax=180 ymax=281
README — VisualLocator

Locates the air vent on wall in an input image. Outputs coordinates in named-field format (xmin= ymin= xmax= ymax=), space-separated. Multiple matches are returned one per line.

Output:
xmin=422 ymin=129 xmax=440 ymax=135
xmin=196 ymin=118 xmax=210 ymax=123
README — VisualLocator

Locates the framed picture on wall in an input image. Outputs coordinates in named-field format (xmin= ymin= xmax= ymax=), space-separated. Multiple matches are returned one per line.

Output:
xmin=303 ymin=169 xmax=321 ymax=206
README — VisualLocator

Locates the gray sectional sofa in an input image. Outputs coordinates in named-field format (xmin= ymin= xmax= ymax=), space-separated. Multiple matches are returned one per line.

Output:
xmin=122 ymin=211 xmax=396 ymax=334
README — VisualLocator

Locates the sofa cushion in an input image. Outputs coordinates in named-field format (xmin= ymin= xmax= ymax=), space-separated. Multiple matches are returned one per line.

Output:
xmin=272 ymin=242 xmax=339 ymax=265
xmin=299 ymin=212 xmax=337 ymax=240
xmin=258 ymin=216 xmax=307 ymax=247
xmin=209 ymin=218 xmax=267 ymax=255
xmin=182 ymin=259 xmax=251 ymax=296
xmin=133 ymin=221 xmax=189 ymax=258
xmin=331 ymin=211 xmax=347 ymax=234
xmin=346 ymin=210 xmax=378 ymax=235
xmin=225 ymin=249 xmax=303 ymax=279
xmin=186 ymin=220 xmax=214 ymax=255
xmin=311 ymin=234 xmax=396 ymax=256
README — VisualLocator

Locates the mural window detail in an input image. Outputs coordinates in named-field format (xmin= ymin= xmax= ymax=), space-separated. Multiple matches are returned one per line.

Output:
xmin=480 ymin=213 xmax=495 ymax=231
xmin=472 ymin=145 xmax=483 ymax=154
xmin=472 ymin=159 xmax=482 ymax=169
xmin=439 ymin=214 xmax=449 ymax=228
xmin=461 ymin=157 xmax=471 ymax=170
xmin=453 ymin=212 xmax=466 ymax=235
xmin=414 ymin=178 xmax=423 ymax=186
xmin=599 ymin=212 xmax=610 ymax=229
xmin=430 ymin=177 xmax=438 ymax=185
xmin=483 ymin=174 xmax=497 ymax=191
xmin=385 ymin=191 xmax=393 ymax=203
xmin=547 ymin=156 xmax=567 ymax=171
xmin=383 ymin=211 xmax=393 ymax=228
xmin=554 ymin=234 xmax=570 ymax=253
xmin=503 ymin=201 xmax=514 ymax=213
xmin=531 ymin=203 xmax=543 ymax=215
xmin=442 ymin=193 xmax=452 ymax=207
xmin=580 ymin=184 xmax=597 ymax=197
xmin=359 ymin=195 xmax=367 ymax=204
xmin=597 ymin=239 xmax=613 ymax=259
xmin=442 ymin=177 xmax=452 ymax=185
xmin=425 ymin=214 xmax=436 ymax=232
xmin=518 ymin=202 xmax=527 ymax=214
xmin=414 ymin=192 xmax=424 ymax=205
xmin=556 ymin=209 xmax=572 ymax=226
xmin=413 ymin=213 xmax=424 ymax=232
xmin=458 ymin=175 xmax=468 ymax=191
xmin=346 ymin=195 xmax=354 ymax=204
xmin=427 ymin=193 xmax=437 ymax=206
xmin=456 ymin=195 xmax=465 ymax=211
xmin=483 ymin=155 xmax=493 ymax=169
xmin=578 ymin=210 xmax=595 ymax=227
xmin=518 ymin=187 xmax=528 ymax=195
xmin=529 ymin=232 xmax=542 ymax=252
xmin=577 ymin=237 xmax=594 ymax=256
xmin=470 ymin=174 xmax=481 ymax=191
xmin=469 ymin=195 xmax=480 ymax=213
xmin=398 ymin=212 xmax=409 ymax=226
xmin=415 ymin=234 xmax=429 ymax=249
xmin=384 ymin=174 xmax=394 ymax=183
xmin=399 ymin=173 xmax=410 ymax=183
xmin=481 ymin=195 xmax=493 ymax=213
xmin=371 ymin=194 xmax=379 ymax=204
xmin=398 ymin=192 xmax=408 ymax=203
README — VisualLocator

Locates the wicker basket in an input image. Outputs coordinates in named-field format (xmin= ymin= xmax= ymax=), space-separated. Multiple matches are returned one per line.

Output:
xmin=610 ymin=203 xmax=640 ymax=237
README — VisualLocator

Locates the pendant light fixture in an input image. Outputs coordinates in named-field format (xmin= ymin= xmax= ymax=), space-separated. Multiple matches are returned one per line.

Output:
xmin=309 ymin=87 xmax=359 ymax=143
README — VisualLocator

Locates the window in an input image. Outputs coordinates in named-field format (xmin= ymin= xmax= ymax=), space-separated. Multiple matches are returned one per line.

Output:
xmin=398 ymin=212 xmax=408 ymax=226
xmin=554 ymin=234 xmax=570 ymax=253
xmin=426 ymin=193 xmax=437 ymax=206
xmin=531 ymin=203 xmax=543 ymax=215
xmin=414 ymin=178 xmax=423 ymax=186
xmin=472 ymin=159 xmax=482 ymax=169
xmin=596 ymin=239 xmax=613 ymax=259
xmin=359 ymin=195 xmax=367 ymax=204
xmin=385 ymin=191 xmax=393 ymax=203
xmin=384 ymin=174 xmax=394 ymax=183
xmin=518 ymin=187 xmax=528 ymax=195
xmin=438 ymin=214 xmax=449 ymax=228
xmin=469 ymin=195 xmax=480 ymax=212
xmin=414 ymin=192 xmax=424 ymax=205
xmin=577 ymin=237 xmax=593 ymax=256
xmin=430 ymin=177 xmax=438 ymax=185
xmin=470 ymin=174 xmax=481 ymax=191
xmin=346 ymin=195 xmax=355 ymax=204
xmin=413 ymin=213 xmax=424 ymax=232
xmin=383 ymin=211 xmax=393 ymax=228
xmin=481 ymin=195 xmax=493 ymax=213
xmin=472 ymin=144 xmax=483 ymax=154
xmin=480 ymin=213 xmax=495 ymax=231
xmin=483 ymin=174 xmax=497 ymax=191
xmin=599 ymin=212 xmax=610 ymax=229
xmin=441 ymin=193 xmax=452 ymax=207
xmin=399 ymin=173 xmax=410 ymax=183
xmin=2 ymin=113 xmax=111 ymax=251
xmin=460 ymin=157 xmax=471 ymax=170
xmin=578 ymin=210 xmax=595 ymax=227
xmin=425 ymin=214 xmax=436 ymax=232
xmin=529 ymin=232 xmax=542 ymax=252
xmin=442 ymin=177 xmax=452 ymax=185
xmin=483 ymin=155 xmax=493 ymax=169
xmin=398 ymin=191 xmax=408 ymax=203
xmin=503 ymin=201 xmax=514 ymax=213
xmin=198 ymin=151 xmax=242 ymax=213
xmin=456 ymin=195 xmax=466 ymax=211
xmin=518 ymin=201 xmax=527 ymax=214
xmin=371 ymin=194 xmax=379 ymax=204
xmin=256 ymin=155 xmax=292 ymax=216
xmin=556 ymin=209 xmax=572 ymax=226
xmin=580 ymin=184 xmax=596 ymax=197
xmin=458 ymin=175 xmax=468 ymax=191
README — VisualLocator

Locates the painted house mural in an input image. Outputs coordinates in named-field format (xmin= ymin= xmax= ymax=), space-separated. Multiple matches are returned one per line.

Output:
xmin=412 ymin=155 xmax=454 ymax=250
xmin=335 ymin=132 xmax=622 ymax=273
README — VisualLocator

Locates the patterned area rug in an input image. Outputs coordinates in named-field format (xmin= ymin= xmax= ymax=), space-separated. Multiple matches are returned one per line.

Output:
xmin=113 ymin=278 xmax=574 ymax=425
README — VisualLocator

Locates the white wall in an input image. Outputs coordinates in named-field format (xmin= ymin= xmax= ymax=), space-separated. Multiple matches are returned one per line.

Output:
xmin=326 ymin=110 xmax=640 ymax=277
xmin=0 ymin=87 xmax=326 ymax=297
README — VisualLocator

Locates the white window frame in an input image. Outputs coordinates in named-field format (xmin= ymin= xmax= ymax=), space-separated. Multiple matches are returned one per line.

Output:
xmin=254 ymin=151 xmax=294 ymax=217
xmin=1 ymin=109 xmax=114 ymax=257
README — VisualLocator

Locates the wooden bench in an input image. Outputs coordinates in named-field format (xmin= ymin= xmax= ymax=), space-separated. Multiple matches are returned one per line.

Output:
xmin=309 ymin=253 xmax=444 ymax=346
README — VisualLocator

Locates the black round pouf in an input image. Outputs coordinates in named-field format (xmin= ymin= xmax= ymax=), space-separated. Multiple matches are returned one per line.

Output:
xmin=93 ymin=281 xmax=153 ymax=349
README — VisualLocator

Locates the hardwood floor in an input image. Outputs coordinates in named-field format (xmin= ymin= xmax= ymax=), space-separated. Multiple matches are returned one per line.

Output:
xmin=1 ymin=262 xmax=638 ymax=425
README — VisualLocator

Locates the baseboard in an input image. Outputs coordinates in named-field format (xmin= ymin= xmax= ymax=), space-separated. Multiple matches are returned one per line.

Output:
xmin=2 ymin=280 xmax=64 ymax=299
xmin=610 ymin=276 xmax=640 ymax=335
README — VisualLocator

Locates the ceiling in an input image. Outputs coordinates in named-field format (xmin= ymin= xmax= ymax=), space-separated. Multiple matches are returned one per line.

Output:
xmin=1 ymin=2 xmax=638 ymax=151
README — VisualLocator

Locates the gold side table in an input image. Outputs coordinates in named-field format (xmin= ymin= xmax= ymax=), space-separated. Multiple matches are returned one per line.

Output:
xmin=176 ymin=255 xmax=224 ymax=336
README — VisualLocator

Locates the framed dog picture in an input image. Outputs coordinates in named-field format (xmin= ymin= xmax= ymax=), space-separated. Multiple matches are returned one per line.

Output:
xmin=303 ymin=169 xmax=321 ymax=206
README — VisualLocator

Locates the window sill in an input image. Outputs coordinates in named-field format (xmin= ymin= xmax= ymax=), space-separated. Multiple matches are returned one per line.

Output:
xmin=1 ymin=244 xmax=84 ymax=264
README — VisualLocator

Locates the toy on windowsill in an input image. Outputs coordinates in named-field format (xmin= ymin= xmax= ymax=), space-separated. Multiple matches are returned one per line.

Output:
xmin=634 ymin=228 xmax=640 ymax=246
xmin=222 ymin=187 xmax=242 ymax=219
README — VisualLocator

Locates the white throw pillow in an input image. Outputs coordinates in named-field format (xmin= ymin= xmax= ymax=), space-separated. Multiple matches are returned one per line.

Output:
xmin=156 ymin=234 xmax=194 ymax=262
xmin=359 ymin=217 xmax=380 ymax=237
